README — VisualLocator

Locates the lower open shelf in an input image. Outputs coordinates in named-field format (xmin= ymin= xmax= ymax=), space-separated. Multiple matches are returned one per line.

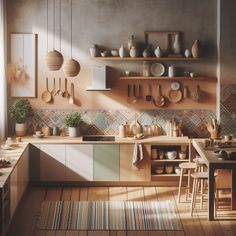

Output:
xmin=151 ymin=174 xmax=188 ymax=181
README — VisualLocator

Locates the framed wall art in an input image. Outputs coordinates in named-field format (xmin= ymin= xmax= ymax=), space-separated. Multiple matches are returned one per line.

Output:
xmin=10 ymin=33 xmax=37 ymax=98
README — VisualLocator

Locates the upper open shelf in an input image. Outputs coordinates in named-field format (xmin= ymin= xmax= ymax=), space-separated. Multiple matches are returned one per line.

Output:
xmin=120 ymin=76 xmax=217 ymax=81
xmin=92 ymin=57 xmax=203 ymax=61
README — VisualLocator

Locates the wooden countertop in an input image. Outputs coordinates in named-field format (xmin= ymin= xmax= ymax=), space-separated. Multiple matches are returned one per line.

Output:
xmin=0 ymin=135 xmax=190 ymax=188
xmin=20 ymin=135 xmax=190 ymax=144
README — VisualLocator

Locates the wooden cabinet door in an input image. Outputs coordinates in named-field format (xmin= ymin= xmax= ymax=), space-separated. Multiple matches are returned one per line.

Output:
xmin=17 ymin=147 xmax=29 ymax=202
xmin=66 ymin=144 xmax=93 ymax=181
xmin=94 ymin=144 xmax=119 ymax=181
xmin=10 ymin=166 xmax=18 ymax=218
xmin=40 ymin=144 xmax=66 ymax=181
xmin=120 ymin=144 xmax=150 ymax=181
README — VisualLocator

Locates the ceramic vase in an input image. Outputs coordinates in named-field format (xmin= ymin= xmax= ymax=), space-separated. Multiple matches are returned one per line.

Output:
xmin=154 ymin=46 xmax=163 ymax=57
xmin=191 ymin=40 xmax=200 ymax=58
xmin=119 ymin=45 xmax=127 ymax=57
xmin=128 ymin=35 xmax=136 ymax=50
xmin=15 ymin=123 xmax=26 ymax=137
xmin=184 ymin=49 xmax=192 ymax=58
xmin=90 ymin=44 xmax=99 ymax=57
xmin=129 ymin=46 xmax=138 ymax=58
xmin=173 ymin=34 xmax=181 ymax=54
xmin=168 ymin=65 xmax=176 ymax=77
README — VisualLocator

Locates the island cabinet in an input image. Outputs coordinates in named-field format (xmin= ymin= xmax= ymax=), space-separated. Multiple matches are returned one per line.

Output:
xmin=120 ymin=144 xmax=151 ymax=181
xmin=93 ymin=144 xmax=120 ymax=181
xmin=39 ymin=144 xmax=66 ymax=182
xmin=65 ymin=144 xmax=93 ymax=181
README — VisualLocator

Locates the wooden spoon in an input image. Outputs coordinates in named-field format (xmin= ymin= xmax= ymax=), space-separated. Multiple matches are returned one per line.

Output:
xmin=153 ymin=84 xmax=165 ymax=107
xmin=64 ymin=78 xmax=70 ymax=98
xmin=41 ymin=78 xmax=52 ymax=103
xmin=69 ymin=83 xmax=74 ymax=104
xmin=146 ymin=84 xmax=152 ymax=102
xmin=57 ymin=78 xmax=63 ymax=96
xmin=132 ymin=84 xmax=137 ymax=103
xmin=127 ymin=84 xmax=132 ymax=103
xmin=51 ymin=78 xmax=57 ymax=96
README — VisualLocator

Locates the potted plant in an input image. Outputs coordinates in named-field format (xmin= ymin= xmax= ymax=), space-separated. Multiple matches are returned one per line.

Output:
xmin=64 ymin=112 xmax=82 ymax=137
xmin=9 ymin=99 xmax=33 ymax=136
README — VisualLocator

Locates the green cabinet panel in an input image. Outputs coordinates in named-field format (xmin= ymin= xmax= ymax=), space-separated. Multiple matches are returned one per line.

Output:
xmin=94 ymin=144 xmax=119 ymax=181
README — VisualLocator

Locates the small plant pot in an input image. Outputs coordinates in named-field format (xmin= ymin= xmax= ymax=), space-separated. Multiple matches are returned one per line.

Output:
xmin=68 ymin=127 xmax=79 ymax=137
xmin=15 ymin=123 xmax=26 ymax=137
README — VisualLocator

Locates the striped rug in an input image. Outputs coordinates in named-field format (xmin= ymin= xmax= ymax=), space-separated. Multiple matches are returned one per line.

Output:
xmin=37 ymin=201 xmax=182 ymax=230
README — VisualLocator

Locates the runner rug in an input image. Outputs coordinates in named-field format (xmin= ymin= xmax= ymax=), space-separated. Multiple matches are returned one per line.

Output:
xmin=37 ymin=201 xmax=182 ymax=230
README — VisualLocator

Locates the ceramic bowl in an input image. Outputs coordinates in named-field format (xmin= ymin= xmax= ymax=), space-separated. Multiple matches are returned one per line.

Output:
xmin=174 ymin=166 xmax=181 ymax=175
xmin=101 ymin=51 xmax=109 ymax=57
xmin=165 ymin=151 xmax=177 ymax=160
xmin=111 ymin=49 xmax=119 ymax=57
xmin=154 ymin=165 xmax=164 ymax=174
xmin=165 ymin=165 xmax=174 ymax=174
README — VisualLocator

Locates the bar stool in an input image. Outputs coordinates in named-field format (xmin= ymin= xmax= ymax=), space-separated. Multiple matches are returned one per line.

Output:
xmin=193 ymin=155 xmax=206 ymax=172
xmin=178 ymin=162 xmax=197 ymax=203
xmin=190 ymin=172 xmax=208 ymax=216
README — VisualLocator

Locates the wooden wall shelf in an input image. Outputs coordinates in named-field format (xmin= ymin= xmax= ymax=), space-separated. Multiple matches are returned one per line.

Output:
xmin=151 ymin=159 xmax=189 ymax=162
xmin=120 ymin=76 xmax=217 ymax=81
xmin=93 ymin=57 xmax=203 ymax=61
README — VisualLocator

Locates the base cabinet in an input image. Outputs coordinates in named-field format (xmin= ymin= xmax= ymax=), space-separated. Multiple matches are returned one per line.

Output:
xmin=66 ymin=144 xmax=93 ymax=181
xmin=94 ymin=144 xmax=120 ymax=181
xmin=40 ymin=144 xmax=66 ymax=182
xmin=120 ymin=144 xmax=150 ymax=181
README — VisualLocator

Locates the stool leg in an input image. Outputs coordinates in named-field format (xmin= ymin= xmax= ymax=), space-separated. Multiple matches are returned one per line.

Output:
xmin=190 ymin=178 xmax=197 ymax=216
xmin=178 ymin=168 xmax=184 ymax=203
xmin=186 ymin=169 xmax=191 ymax=201
xmin=200 ymin=179 xmax=204 ymax=209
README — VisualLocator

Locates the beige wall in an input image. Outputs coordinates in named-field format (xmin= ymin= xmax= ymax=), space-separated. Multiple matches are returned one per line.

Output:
xmin=6 ymin=0 xmax=217 ymax=111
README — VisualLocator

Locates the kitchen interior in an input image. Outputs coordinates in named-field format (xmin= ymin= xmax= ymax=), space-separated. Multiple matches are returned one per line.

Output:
xmin=0 ymin=0 xmax=236 ymax=235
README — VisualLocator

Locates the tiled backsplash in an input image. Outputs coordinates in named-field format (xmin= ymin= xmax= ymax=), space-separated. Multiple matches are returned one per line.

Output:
xmin=27 ymin=109 xmax=216 ymax=138
xmin=220 ymin=84 xmax=236 ymax=135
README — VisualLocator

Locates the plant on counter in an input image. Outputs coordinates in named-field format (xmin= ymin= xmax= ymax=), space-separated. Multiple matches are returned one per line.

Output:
xmin=64 ymin=112 xmax=82 ymax=137
xmin=9 ymin=99 xmax=33 ymax=137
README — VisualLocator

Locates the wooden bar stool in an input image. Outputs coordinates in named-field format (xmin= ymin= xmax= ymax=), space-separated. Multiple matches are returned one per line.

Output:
xmin=190 ymin=171 xmax=208 ymax=216
xmin=178 ymin=162 xmax=197 ymax=203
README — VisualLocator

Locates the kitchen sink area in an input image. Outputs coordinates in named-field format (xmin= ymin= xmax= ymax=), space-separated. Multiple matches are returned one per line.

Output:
xmin=82 ymin=135 xmax=116 ymax=142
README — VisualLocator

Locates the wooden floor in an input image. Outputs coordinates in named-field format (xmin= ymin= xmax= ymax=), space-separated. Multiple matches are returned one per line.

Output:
xmin=6 ymin=186 xmax=236 ymax=236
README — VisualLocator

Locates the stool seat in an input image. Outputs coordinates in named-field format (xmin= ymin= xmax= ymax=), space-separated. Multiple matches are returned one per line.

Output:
xmin=191 ymin=172 xmax=208 ymax=179
xmin=179 ymin=162 xmax=197 ymax=170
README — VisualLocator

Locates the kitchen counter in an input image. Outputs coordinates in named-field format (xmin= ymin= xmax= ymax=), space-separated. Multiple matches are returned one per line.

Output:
xmin=20 ymin=135 xmax=190 ymax=144
xmin=0 ymin=143 xmax=28 ymax=188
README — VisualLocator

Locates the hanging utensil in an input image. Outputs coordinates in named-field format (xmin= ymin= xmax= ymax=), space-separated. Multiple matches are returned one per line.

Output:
xmin=146 ymin=84 xmax=152 ymax=102
xmin=190 ymin=85 xmax=201 ymax=102
xmin=41 ymin=77 xmax=52 ymax=103
xmin=168 ymin=89 xmax=182 ymax=103
xmin=132 ymin=84 xmax=137 ymax=103
xmin=51 ymin=77 xmax=57 ymax=96
xmin=57 ymin=78 xmax=63 ymax=96
xmin=69 ymin=83 xmax=75 ymax=104
xmin=183 ymin=86 xmax=188 ymax=99
xmin=127 ymin=84 xmax=132 ymax=103
xmin=64 ymin=78 xmax=70 ymax=98
xmin=137 ymin=84 xmax=142 ymax=100
xmin=153 ymin=84 xmax=165 ymax=107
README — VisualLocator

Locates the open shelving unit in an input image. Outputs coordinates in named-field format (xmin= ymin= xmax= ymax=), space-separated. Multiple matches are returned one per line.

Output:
xmin=120 ymin=76 xmax=217 ymax=81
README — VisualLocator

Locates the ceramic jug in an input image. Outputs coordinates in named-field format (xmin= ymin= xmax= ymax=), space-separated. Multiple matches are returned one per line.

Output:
xmin=128 ymin=35 xmax=136 ymax=50
xmin=184 ymin=49 xmax=192 ymax=58
xmin=154 ymin=46 xmax=163 ymax=57
xmin=90 ymin=44 xmax=98 ymax=57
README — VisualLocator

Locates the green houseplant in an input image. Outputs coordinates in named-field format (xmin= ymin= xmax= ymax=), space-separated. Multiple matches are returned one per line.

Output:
xmin=9 ymin=99 xmax=33 ymax=136
xmin=64 ymin=112 xmax=82 ymax=137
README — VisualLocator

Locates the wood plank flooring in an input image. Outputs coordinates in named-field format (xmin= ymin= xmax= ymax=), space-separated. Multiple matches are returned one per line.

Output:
xmin=6 ymin=186 xmax=236 ymax=236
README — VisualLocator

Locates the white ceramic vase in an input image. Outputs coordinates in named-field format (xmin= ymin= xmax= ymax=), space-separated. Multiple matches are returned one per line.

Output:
xmin=90 ymin=44 xmax=99 ymax=57
xmin=68 ymin=127 xmax=78 ymax=137
xmin=129 ymin=46 xmax=138 ymax=58
xmin=184 ymin=49 xmax=192 ymax=58
xmin=15 ymin=123 xmax=26 ymax=137
xmin=173 ymin=34 xmax=181 ymax=54
xmin=154 ymin=46 xmax=163 ymax=57
xmin=119 ymin=45 xmax=127 ymax=57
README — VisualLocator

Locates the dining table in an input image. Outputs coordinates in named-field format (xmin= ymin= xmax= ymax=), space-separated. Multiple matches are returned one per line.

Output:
xmin=192 ymin=139 xmax=236 ymax=221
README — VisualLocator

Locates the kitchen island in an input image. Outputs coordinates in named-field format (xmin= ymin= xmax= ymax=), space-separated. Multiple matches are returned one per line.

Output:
xmin=192 ymin=139 xmax=236 ymax=220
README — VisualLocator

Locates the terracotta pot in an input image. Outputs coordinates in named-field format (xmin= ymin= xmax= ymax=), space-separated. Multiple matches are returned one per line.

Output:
xmin=15 ymin=123 xmax=26 ymax=137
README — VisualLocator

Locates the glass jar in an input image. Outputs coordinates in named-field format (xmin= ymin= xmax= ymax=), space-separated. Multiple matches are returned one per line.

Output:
xmin=142 ymin=61 xmax=150 ymax=77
